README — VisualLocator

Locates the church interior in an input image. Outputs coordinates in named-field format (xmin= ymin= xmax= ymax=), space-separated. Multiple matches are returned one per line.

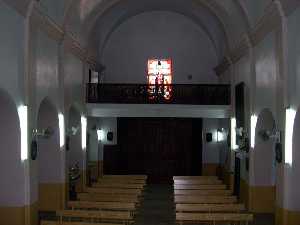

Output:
xmin=1 ymin=0 xmax=300 ymax=225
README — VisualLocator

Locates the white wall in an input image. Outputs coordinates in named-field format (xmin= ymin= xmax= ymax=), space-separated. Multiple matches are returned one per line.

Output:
xmin=0 ymin=1 xmax=25 ymax=105
xmin=0 ymin=1 xmax=26 ymax=207
xmin=202 ymin=118 xmax=227 ymax=165
xmin=284 ymin=6 xmax=300 ymax=212
xmin=101 ymin=11 xmax=218 ymax=84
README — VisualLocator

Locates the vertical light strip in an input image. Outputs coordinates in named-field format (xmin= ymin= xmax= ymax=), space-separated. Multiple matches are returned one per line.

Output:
xmin=81 ymin=116 xmax=87 ymax=150
xmin=18 ymin=105 xmax=28 ymax=161
xmin=251 ymin=114 xmax=258 ymax=148
xmin=58 ymin=113 xmax=65 ymax=148
xmin=285 ymin=108 xmax=296 ymax=165
xmin=231 ymin=117 xmax=238 ymax=150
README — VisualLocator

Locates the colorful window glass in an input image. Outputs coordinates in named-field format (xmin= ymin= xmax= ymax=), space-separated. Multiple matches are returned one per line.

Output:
xmin=147 ymin=59 xmax=172 ymax=100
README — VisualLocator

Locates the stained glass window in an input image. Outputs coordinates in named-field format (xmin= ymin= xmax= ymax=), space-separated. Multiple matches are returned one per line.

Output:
xmin=147 ymin=59 xmax=172 ymax=100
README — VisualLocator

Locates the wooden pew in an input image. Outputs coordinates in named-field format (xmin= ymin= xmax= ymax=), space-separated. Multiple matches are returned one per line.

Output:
xmin=68 ymin=201 xmax=136 ymax=214
xmin=57 ymin=210 xmax=133 ymax=224
xmin=174 ymin=195 xmax=237 ymax=204
xmin=103 ymin=175 xmax=147 ymax=180
xmin=174 ymin=189 xmax=232 ymax=196
xmin=174 ymin=184 xmax=227 ymax=190
xmin=176 ymin=204 xmax=245 ymax=213
xmin=78 ymin=192 xmax=140 ymax=198
xmin=93 ymin=183 xmax=144 ymax=189
xmin=77 ymin=193 xmax=139 ymax=204
xmin=174 ymin=179 xmax=222 ymax=185
xmin=86 ymin=187 xmax=142 ymax=195
xmin=173 ymin=176 xmax=218 ymax=180
xmin=176 ymin=213 xmax=253 ymax=225
xmin=41 ymin=221 xmax=122 ymax=225
xmin=97 ymin=179 xmax=146 ymax=185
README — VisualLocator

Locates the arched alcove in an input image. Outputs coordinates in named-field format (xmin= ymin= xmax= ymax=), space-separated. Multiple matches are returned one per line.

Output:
xmin=251 ymin=108 xmax=276 ymax=213
xmin=37 ymin=97 xmax=62 ymax=211
xmin=0 ymin=89 xmax=25 ymax=222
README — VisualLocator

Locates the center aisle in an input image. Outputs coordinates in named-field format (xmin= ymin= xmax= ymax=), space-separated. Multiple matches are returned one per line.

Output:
xmin=134 ymin=184 xmax=175 ymax=225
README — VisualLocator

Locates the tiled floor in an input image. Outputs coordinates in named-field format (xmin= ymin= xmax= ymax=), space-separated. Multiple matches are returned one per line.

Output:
xmin=135 ymin=184 xmax=275 ymax=225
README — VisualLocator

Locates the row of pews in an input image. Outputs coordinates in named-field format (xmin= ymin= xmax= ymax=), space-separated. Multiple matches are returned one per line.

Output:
xmin=174 ymin=176 xmax=254 ymax=225
xmin=41 ymin=175 xmax=147 ymax=225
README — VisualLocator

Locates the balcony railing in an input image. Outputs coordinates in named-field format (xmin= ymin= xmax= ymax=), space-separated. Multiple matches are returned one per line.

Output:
xmin=86 ymin=83 xmax=230 ymax=105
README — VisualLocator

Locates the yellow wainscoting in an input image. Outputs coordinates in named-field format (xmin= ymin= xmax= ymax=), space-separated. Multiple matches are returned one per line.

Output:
xmin=25 ymin=201 xmax=38 ymax=225
xmin=0 ymin=206 xmax=24 ymax=225
xmin=98 ymin=160 xmax=104 ymax=178
xmin=39 ymin=183 xmax=64 ymax=211
xmin=202 ymin=163 xmax=219 ymax=176
xmin=276 ymin=207 xmax=300 ymax=225
xmin=223 ymin=170 xmax=234 ymax=193
xmin=75 ymin=170 xmax=86 ymax=192
xmin=249 ymin=185 xmax=276 ymax=213
xmin=240 ymin=178 xmax=249 ymax=210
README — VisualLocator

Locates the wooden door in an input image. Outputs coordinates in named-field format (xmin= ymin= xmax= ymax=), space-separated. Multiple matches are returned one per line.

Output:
xmin=115 ymin=118 xmax=202 ymax=183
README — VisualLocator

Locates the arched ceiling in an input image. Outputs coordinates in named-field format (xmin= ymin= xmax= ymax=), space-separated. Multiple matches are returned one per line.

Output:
xmin=64 ymin=0 xmax=251 ymax=62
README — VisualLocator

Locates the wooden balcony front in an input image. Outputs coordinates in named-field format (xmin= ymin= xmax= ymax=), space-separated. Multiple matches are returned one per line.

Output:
xmin=86 ymin=83 xmax=230 ymax=105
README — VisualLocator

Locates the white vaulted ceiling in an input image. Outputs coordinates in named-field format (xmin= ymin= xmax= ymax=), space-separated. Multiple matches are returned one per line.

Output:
xmin=63 ymin=0 xmax=251 ymax=61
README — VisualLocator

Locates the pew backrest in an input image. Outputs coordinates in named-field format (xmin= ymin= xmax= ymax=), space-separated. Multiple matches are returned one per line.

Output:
xmin=174 ymin=189 xmax=232 ymax=196
xmin=176 ymin=213 xmax=253 ymax=223
xmin=174 ymin=184 xmax=227 ymax=190
xmin=176 ymin=204 xmax=245 ymax=212
xmin=174 ymin=195 xmax=237 ymax=204
xmin=97 ymin=179 xmax=146 ymax=185
xmin=103 ymin=175 xmax=147 ymax=180
xmin=68 ymin=201 xmax=136 ymax=212
xmin=173 ymin=176 xmax=218 ymax=180
xmin=41 ymin=221 xmax=123 ymax=225
xmin=93 ymin=183 xmax=144 ymax=189
xmin=57 ymin=210 xmax=133 ymax=222
xmin=86 ymin=187 xmax=142 ymax=195
xmin=174 ymin=180 xmax=222 ymax=185
xmin=77 ymin=193 xmax=139 ymax=203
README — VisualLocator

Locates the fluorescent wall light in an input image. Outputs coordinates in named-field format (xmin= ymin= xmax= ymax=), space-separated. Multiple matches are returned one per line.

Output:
xmin=58 ymin=113 xmax=65 ymax=148
xmin=97 ymin=129 xmax=105 ymax=141
xmin=251 ymin=114 xmax=258 ymax=148
xmin=285 ymin=108 xmax=296 ymax=165
xmin=81 ymin=116 xmax=87 ymax=150
xmin=18 ymin=105 xmax=28 ymax=161
xmin=231 ymin=118 xmax=238 ymax=150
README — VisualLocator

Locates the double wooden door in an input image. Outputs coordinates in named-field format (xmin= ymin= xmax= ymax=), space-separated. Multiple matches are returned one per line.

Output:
xmin=104 ymin=118 xmax=202 ymax=183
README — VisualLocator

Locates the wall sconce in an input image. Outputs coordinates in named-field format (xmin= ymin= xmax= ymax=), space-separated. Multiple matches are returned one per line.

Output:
xmin=97 ymin=129 xmax=105 ymax=142
xmin=285 ymin=107 xmax=296 ymax=165
xmin=32 ymin=127 xmax=54 ymax=139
